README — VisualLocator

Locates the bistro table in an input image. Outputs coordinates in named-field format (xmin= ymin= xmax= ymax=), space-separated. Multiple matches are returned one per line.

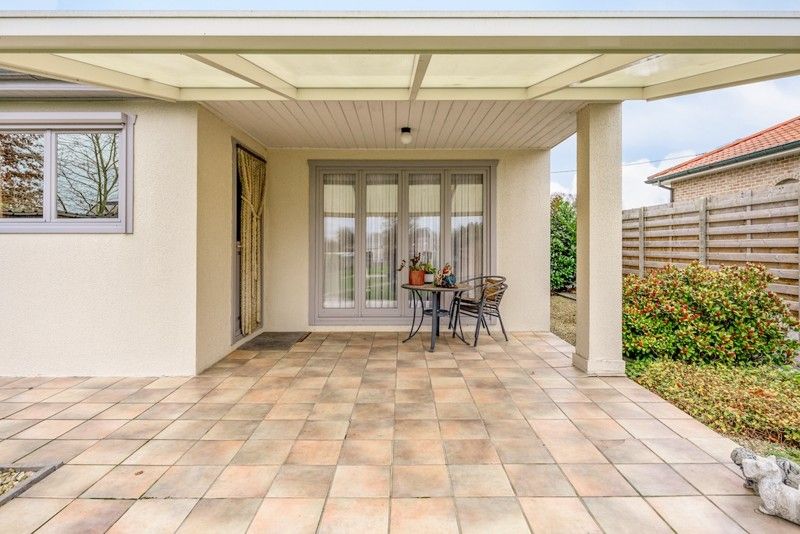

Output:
xmin=401 ymin=283 xmax=470 ymax=351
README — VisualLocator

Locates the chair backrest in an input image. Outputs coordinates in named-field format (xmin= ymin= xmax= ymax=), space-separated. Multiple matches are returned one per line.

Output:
xmin=482 ymin=279 xmax=507 ymax=305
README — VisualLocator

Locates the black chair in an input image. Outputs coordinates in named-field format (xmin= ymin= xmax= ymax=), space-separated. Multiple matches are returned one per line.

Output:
xmin=450 ymin=275 xmax=508 ymax=346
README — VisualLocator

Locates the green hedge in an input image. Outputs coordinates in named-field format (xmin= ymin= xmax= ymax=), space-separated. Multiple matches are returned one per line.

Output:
xmin=628 ymin=359 xmax=800 ymax=447
xmin=550 ymin=195 xmax=576 ymax=291
xmin=623 ymin=263 xmax=799 ymax=366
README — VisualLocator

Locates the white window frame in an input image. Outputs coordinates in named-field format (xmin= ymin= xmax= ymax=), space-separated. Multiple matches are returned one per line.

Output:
xmin=0 ymin=112 xmax=134 ymax=234
xmin=308 ymin=159 xmax=497 ymax=326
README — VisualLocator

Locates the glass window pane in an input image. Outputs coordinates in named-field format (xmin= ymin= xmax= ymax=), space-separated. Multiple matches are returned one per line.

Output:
xmin=0 ymin=132 xmax=44 ymax=219
xmin=323 ymin=173 xmax=356 ymax=309
xmin=409 ymin=173 xmax=441 ymax=266
xmin=451 ymin=173 xmax=484 ymax=283
xmin=365 ymin=173 xmax=398 ymax=309
xmin=56 ymin=132 xmax=120 ymax=219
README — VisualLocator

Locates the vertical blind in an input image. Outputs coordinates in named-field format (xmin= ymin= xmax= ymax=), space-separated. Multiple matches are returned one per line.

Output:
xmin=316 ymin=164 xmax=490 ymax=320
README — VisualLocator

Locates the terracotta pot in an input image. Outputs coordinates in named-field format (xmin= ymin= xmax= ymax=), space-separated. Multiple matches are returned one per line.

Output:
xmin=409 ymin=270 xmax=425 ymax=285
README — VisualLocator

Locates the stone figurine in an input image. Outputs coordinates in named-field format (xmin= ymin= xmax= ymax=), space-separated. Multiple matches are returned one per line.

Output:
xmin=732 ymin=447 xmax=800 ymax=524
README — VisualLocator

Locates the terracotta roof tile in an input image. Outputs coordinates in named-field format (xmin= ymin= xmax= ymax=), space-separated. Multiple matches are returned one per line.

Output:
xmin=648 ymin=115 xmax=800 ymax=182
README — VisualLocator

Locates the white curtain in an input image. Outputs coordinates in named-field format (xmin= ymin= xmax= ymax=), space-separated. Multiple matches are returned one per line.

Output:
xmin=450 ymin=173 xmax=484 ymax=284
xmin=238 ymin=148 xmax=266 ymax=335
xmin=323 ymin=173 xmax=356 ymax=309
xmin=365 ymin=173 xmax=398 ymax=309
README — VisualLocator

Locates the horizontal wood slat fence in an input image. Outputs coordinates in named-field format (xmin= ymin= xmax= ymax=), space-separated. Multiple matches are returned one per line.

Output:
xmin=622 ymin=183 xmax=800 ymax=313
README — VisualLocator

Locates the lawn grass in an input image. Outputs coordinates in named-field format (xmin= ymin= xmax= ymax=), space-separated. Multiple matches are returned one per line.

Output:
xmin=550 ymin=293 xmax=576 ymax=346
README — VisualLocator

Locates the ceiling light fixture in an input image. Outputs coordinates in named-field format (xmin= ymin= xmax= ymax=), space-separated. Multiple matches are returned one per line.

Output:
xmin=400 ymin=126 xmax=413 ymax=145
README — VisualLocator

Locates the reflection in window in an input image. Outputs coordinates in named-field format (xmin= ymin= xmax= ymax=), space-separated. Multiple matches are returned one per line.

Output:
xmin=0 ymin=133 xmax=44 ymax=218
xmin=365 ymin=173 xmax=398 ymax=309
xmin=451 ymin=173 xmax=484 ymax=284
xmin=56 ymin=132 xmax=120 ymax=219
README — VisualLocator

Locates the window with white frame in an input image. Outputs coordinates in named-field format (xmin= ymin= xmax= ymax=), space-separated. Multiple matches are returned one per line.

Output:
xmin=0 ymin=112 xmax=133 ymax=233
xmin=309 ymin=161 xmax=496 ymax=325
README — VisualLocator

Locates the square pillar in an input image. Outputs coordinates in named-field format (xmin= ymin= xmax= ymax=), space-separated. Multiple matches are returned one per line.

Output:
xmin=573 ymin=103 xmax=625 ymax=376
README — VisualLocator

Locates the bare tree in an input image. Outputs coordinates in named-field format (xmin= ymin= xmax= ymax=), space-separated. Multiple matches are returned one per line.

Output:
xmin=0 ymin=133 xmax=44 ymax=217
xmin=57 ymin=132 xmax=119 ymax=218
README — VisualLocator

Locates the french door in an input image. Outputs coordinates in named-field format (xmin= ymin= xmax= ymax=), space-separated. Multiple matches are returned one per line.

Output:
xmin=311 ymin=161 xmax=493 ymax=324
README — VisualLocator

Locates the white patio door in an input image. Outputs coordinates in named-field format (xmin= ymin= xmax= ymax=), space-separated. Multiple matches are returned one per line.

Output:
xmin=312 ymin=162 xmax=493 ymax=324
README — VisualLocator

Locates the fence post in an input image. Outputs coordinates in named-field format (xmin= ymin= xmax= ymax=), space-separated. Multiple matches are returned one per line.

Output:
xmin=638 ymin=206 xmax=645 ymax=276
xmin=698 ymin=196 xmax=708 ymax=266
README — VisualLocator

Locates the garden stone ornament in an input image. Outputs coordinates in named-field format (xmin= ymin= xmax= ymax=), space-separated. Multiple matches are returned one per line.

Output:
xmin=731 ymin=447 xmax=800 ymax=524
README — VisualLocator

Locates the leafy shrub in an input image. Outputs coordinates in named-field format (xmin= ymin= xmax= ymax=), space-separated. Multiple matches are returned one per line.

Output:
xmin=550 ymin=195 xmax=576 ymax=291
xmin=623 ymin=263 xmax=799 ymax=366
xmin=628 ymin=359 xmax=800 ymax=447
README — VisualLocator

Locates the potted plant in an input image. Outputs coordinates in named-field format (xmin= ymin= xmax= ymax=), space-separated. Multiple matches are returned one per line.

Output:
xmin=421 ymin=262 xmax=437 ymax=283
xmin=397 ymin=252 xmax=425 ymax=285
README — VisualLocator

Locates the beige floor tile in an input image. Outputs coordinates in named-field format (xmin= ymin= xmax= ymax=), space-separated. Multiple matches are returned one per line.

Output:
xmin=308 ymin=402 xmax=352 ymax=420
xmin=121 ymin=439 xmax=194 ymax=465
xmin=14 ymin=419 xmax=83 ymax=439
xmin=108 ymin=419 xmax=171 ymax=439
xmin=177 ymin=498 xmax=261 ymax=534
xmin=390 ymin=498 xmax=459 ymax=534
xmin=8 ymin=402 xmax=72 ymax=420
xmin=346 ymin=418 xmax=394 ymax=439
xmin=222 ymin=403 xmax=273 ymax=420
xmin=286 ymin=439 xmax=343 ymax=465
xmin=251 ymin=419 xmax=305 ymax=439
xmin=37 ymin=498 xmax=133 ymax=534
xmin=247 ymin=498 xmax=325 ymax=534
xmin=0 ymin=497 xmax=72 ymax=534
xmin=82 ymin=464 xmax=167 ymax=498
xmin=298 ymin=420 xmax=349 ymax=440
xmin=96 ymin=403 xmax=151 ymax=419
xmin=0 ymin=439 xmax=47 ymax=463
xmin=137 ymin=403 xmax=193 ymax=420
xmin=443 ymin=439 xmax=500 ymax=464
xmin=176 ymin=439 xmax=243 ymax=465
xmin=231 ymin=439 xmax=293 ymax=465
xmin=392 ymin=465 xmax=452 ymax=497
xmin=394 ymin=419 xmax=441 ymax=440
xmin=519 ymin=497 xmax=602 ymax=533
xmin=107 ymin=499 xmax=196 ymax=534
xmin=561 ymin=463 xmax=638 ymax=496
xmin=153 ymin=420 xmax=216 ymax=440
xmin=710 ymin=495 xmax=800 ymax=534
xmin=593 ymin=438 xmax=664 ymax=464
xmin=617 ymin=463 xmax=699 ymax=496
xmin=439 ymin=419 xmax=488 ymax=439
xmin=18 ymin=439 xmax=95 ymax=464
xmin=206 ymin=465 xmax=279 ymax=498
xmin=456 ymin=497 xmax=531 ymax=534
xmin=504 ymin=464 xmax=575 ymax=496
xmin=394 ymin=402 xmax=436 ymax=419
xmin=23 ymin=464 xmax=114 ymax=498
xmin=145 ymin=465 xmax=223 ymax=498
xmin=584 ymin=497 xmax=672 ymax=534
xmin=572 ymin=418 xmax=632 ymax=440
xmin=643 ymin=437 xmax=716 ymax=463
xmin=337 ymin=439 xmax=391 ymax=465
xmin=392 ymin=439 xmax=445 ymax=465
xmin=329 ymin=465 xmax=391 ymax=497
xmin=530 ymin=419 xmax=584 ymax=440
xmin=201 ymin=420 xmax=259 ymax=440
xmin=672 ymin=463 xmax=749 ymax=495
xmin=68 ymin=439 xmax=144 ymax=465
xmin=492 ymin=438 xmax=554 ymax=463
xmin=318 ymin=498 xmax=389 ymax=533
xmin=449 ymin=464 xmax=514 ymax=497
xmin=484 ymin=419 xmax=537 ymax=439
xmin=267 ymin=465 xmax=335 ymax=497
xmin=647 ymin=496 xmax=746 ymax=533
xmin=543 ymin=437 xmax=608 ymax=463
xmin=618 ymin=418 xmax=680 ymax=439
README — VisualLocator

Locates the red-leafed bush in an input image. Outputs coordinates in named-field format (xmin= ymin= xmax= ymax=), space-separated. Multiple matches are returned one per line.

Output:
xmin=623 ymin=263 xmax=799 ymax=366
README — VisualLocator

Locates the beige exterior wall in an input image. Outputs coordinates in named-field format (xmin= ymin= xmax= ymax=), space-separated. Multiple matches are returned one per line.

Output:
xmin=263 ymin=149 xmax=551 ymax=333
xmin=670 ymin=153 xmax=800 ymax=202
xmin=195 ymin=106 xmax=267 ymax=373
xmin=0 ymin=100 xmax=200 ymax=376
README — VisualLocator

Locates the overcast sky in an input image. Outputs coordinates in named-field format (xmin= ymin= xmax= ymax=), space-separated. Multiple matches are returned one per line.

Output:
xmin=7 ymin=1 xmax=800 ymax=208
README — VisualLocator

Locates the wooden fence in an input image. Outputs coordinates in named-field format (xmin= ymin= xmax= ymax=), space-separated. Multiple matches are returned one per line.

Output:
xmin=622 ymin=183 xmax=800 ymax=312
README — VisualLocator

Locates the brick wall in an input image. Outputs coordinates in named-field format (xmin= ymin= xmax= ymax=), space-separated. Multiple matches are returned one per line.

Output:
xmin=670 ymin=153 xmax=800 ymax=202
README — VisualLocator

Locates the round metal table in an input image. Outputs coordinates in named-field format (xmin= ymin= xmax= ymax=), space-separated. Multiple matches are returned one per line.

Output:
xmin=401 ymin=283 xmax=469 ymax=351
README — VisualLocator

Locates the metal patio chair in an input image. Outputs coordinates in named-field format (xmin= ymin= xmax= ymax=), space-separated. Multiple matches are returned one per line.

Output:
xmin=450 ymin=275 xmax=508 ymax=346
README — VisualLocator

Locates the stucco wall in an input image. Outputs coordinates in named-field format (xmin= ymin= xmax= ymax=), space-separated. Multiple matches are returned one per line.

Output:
xmin=0 ymin=100 xmax=199 ymax=376
xmin=195 ymin=106 xmax=267 ymax=373
xmin=263 ymin=149 xmax=550 ymax=333
xmin=670 ymin=153 xmax=800 ymax=202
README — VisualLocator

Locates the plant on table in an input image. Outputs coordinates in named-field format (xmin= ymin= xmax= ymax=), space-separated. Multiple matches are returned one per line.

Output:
xmin=398 ymin=252 xmax=425 ymax=285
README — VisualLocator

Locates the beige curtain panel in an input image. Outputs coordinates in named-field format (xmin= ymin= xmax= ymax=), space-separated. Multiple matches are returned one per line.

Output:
xmin=237 ymin=147 xmax=266 ymax=336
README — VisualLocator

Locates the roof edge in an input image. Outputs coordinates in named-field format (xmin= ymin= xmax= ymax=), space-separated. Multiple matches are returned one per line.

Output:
xmin=646 ymin=140 xmax=800 ymax=184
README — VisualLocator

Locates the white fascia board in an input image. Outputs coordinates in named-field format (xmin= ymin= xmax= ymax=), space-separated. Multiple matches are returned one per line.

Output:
xmin=0 ymin=111 xmax=128 ymax=126
xmin=526 ymin=54 xmax=651 ymax=99
xmin=0 ymin=12 xmax=798 ymax=52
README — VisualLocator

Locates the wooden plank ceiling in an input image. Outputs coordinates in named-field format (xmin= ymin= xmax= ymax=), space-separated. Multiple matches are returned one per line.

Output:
xmin=204 ymin=99 xmax=581 ymax=149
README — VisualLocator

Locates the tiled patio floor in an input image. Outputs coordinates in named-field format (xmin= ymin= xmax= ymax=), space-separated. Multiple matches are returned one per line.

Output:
xmin=0 ymin=331 xmax=794 ymax=533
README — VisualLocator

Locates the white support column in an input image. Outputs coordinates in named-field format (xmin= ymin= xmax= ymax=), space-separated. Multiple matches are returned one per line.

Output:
xmin=573 ymin=103 xmax=625 ymax=376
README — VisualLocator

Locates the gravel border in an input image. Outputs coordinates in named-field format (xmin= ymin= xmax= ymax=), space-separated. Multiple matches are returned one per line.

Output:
xmin=0 ymin=463 xmax=61 ymax=507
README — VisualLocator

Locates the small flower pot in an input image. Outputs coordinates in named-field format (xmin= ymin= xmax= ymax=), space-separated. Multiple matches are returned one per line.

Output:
xmin=409 ymin=270 xmax=425 ymax=285
xmin=424 ymin=273 xmax=435 ymax=283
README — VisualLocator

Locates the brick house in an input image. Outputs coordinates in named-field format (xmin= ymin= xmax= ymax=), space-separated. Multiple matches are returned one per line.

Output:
xmin=647 ymin=115 xmax=800 ymax=202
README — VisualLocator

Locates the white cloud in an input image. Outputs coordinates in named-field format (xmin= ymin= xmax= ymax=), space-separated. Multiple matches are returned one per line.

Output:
xmin=621 ymin=150 xmax=694 ymax=209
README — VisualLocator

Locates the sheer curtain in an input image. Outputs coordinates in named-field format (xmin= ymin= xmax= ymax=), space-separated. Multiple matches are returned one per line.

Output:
xmin=365 ymin=173 xmax=399 ymax=309
xmin=237 ymin=148 xmax=266 ymax=335
xmin=323 ymin=173 xmax=356 ymax=309
xmin=450 ymin=173 xmax=484 ymax=285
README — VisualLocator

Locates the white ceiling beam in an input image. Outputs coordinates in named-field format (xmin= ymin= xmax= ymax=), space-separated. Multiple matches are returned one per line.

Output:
xmin=185 ymin=53 xmax=297 ymax=99
xmin=0 ymin=53 xmax=179 ymax=101
xmin=526 ymin=53 xmax=651 ymax=99
xmin=643 ymin=53 xmax=800 ymax=100
xmin=409 ymin=54 xmax=431 ymax=101
xmin=539 ymin=87 xmax=644 ymax=100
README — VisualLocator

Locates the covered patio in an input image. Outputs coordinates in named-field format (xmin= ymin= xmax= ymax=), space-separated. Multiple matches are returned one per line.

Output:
xmin=0 ymin=331 xmax=790 ymax=533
